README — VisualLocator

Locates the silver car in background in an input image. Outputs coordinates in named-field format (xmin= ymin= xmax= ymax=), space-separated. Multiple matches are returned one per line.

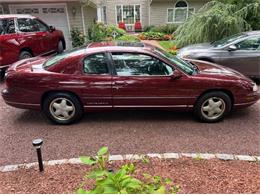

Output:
xmin=177 ymin=31 xmax=260 ymax=80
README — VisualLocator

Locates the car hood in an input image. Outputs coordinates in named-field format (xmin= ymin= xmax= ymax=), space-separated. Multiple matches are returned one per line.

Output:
xmin=190 ymin=59 xmax=252 ymax=82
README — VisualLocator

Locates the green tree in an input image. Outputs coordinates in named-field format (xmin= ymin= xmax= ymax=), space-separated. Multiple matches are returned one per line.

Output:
xmin=218 ymin=0 xmax=260 ymax=30
xmin=174 ymin=1 xmax=259 ymax=48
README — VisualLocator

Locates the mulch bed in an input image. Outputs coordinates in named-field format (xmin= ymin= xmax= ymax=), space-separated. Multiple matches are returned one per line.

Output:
xmin=0 ymin=158 xmax=260 ymax=194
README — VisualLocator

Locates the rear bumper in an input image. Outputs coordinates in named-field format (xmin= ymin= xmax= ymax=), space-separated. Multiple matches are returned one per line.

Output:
xmin=2 ymin=88 xmax=41 ymax=110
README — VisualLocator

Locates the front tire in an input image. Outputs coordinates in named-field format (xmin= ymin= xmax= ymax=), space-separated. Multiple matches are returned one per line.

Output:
xmin=194 ymin=91 xmax=232 ymax=123
xmin=43 ymin=93 xmax=83 ymax=125
xmin=19 ymin=51 xmax=33 ymax=60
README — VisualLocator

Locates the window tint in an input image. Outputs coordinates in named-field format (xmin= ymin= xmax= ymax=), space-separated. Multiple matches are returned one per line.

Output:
xmin=112 ymin=53 xmax=174 ymax=76
xmin=17 ymin=18 xmax=36 ymax=32
xmin=0 ymin=19 xmax=15 ymax=35
xmin=83 ymin=53 xmax=109 ymax=74
xmin=235 ymin=37 xmax=260 ymax=51
xmin=32 ymin=19 xmax=49 ymax=32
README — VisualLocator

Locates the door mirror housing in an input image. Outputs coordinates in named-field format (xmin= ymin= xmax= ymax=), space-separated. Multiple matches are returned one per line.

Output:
xmin=170 ymin=70 xmax=182 ymax=80
xmin=227 ymin=45 xmax=237 ymax=51
xmin=49 ymin=26 xmax=56 ymax=32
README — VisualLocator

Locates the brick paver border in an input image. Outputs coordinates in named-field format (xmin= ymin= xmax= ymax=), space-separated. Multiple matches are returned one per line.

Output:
xmin=0 ymin=152 xmax=259 ymax=172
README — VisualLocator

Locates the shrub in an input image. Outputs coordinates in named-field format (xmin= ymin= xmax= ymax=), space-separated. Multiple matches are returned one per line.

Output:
xmin=88 ymin=23 xmax=127 ymax=42
xmin=116 ymin=34 xmax=140 ymax=42
xmin=143 ymin=25 xmax=155 ymax=32
xmin=77 ymin=147 xmax=180 ymax=194
xmin=71 ymin=28 xmax=86 ymax=48
xmin=174 ymin=1 xmax=259 ymax=47
xmin=151 ymin=24 xmax=178 ymax=34
xmin=88 ymin=23 xmax=107 ymax=42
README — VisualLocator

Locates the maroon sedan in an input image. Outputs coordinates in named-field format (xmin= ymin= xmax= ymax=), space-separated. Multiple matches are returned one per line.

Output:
xmin=2 ymin=42 xmax=259 ymax=124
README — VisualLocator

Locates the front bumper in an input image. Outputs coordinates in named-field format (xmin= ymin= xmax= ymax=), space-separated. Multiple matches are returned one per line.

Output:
xmin=234 ymin=92 xmax=260 ymax=108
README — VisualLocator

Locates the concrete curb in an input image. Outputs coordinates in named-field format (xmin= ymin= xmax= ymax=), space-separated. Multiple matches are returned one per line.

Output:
xmin=0 ymin=152 xmax=259 ymax=173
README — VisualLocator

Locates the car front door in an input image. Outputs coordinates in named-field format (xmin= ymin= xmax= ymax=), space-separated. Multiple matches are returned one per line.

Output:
xmin=110 ymin=52 xmax=192 ymax=108
xmin=218 ymin=36 xmax=260 ymax=77
xmin=32 ymin=18 xmax=54 ymax=53
xmin=79 ymin=52 xmax=112 ymax=108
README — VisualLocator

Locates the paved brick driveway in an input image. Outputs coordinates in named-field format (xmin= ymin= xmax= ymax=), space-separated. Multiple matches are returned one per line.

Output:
xmin=0 ymin=83 xmax=259 ymax=166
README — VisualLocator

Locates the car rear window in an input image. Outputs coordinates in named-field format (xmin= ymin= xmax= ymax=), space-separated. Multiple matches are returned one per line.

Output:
xmin=0 ymin=18 xmax=16 ymax=35
xmin=43 ymin=47 xmax=86 ymax=69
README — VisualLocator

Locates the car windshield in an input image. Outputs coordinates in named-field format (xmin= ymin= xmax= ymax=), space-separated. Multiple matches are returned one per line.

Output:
xmin=211 ymin=33 xmax=248 ymax=48
xmin=155 ymin=48 xmax=196 ymax=75
xmin=0 ymin=18 xmax=16 ymax=35
xmin=43 ymin=46 xmax=86 ymax=69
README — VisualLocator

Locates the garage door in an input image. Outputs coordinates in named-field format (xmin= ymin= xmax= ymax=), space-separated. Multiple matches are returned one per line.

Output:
xmin=9 ymin=4 xmax=72 ymax=49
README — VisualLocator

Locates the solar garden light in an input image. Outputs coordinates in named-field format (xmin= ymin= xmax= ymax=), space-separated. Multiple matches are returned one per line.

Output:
xmin=32 ymin=139 xmax=44 ymax=172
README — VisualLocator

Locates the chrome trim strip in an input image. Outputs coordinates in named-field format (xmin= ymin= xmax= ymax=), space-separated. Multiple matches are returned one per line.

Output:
xmin=84 ymin=105 xmax=113 ymax=108
xmin=5 ymin=101 xmax=40 ymax=106
xmin=59 ymin=81 xmax=85 ymax=84
xmin=113 ymin=105 xmax=193 ymax=108
xmin=234 ymin=101 xmax=257 ymax=106
xmin=83 ymin=105 xmax=193 ymax=108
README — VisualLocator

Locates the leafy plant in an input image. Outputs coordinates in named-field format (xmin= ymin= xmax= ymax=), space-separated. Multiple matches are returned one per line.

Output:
xmin=77 ymin=147 xmax=180 ymax=194
xmin=71 ymin=28 xmax=86 ymax=48
xmin=174 ymin=1 xmax=259 ymax=47
xmin=88 ymin=23 xmax=127 ymax=42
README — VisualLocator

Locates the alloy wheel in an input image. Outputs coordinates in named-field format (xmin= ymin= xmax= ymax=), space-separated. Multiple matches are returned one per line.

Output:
xmin=49 ymin=98 xmax=75 ymax=121
xmin=201 ymin=97 xmax=226 ymax=120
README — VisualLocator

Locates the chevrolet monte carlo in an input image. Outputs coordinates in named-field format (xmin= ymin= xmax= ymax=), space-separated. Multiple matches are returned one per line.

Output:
xmin=2 ymin=42 xmax=259 ymax=124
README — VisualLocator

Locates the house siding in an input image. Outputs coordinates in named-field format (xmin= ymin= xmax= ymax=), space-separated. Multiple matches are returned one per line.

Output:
xmin=150 ymin=0 xmax=209 ymax=26
xmin=83 ymin=5 xmax=96 ymax=33
xmin=66 ymin=2 xmax=84 ymax=32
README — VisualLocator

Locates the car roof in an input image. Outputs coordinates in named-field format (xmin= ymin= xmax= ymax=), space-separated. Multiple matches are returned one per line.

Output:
xmin=85 ymin=41 xmax=156 ymax=53
xmin=0 ymin=14 xmax=36 ymax=19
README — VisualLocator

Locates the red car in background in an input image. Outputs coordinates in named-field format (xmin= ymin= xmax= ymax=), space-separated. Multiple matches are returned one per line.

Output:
xmin=0 ymin=14 xmax=66 ymax=77
xmin=2 ymin=42 xmax=259 ymax=125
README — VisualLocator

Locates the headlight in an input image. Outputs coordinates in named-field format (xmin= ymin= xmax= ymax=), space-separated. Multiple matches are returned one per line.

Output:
xmin=253 ymin=83 xmax=258 ymax=92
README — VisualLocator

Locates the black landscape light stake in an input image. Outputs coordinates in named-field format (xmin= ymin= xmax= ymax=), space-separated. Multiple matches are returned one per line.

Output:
xmin=32 ymin=139 xmax=44 ymax=172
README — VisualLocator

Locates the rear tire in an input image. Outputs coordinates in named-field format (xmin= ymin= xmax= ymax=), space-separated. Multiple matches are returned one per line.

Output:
xmin=19 ymin=51 xmax=33 ymax=60
xmin=43 ymin=93 xmax=83 ymax=125
xmin=57 ymin=40 xmax=64 ymax=54
xmin=194 ymin=91 xmax=232 ymax=123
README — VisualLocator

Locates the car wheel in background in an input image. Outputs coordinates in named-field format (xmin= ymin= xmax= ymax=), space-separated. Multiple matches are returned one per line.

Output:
xmin=194 ymin=91 xmax=232 ymax=123
xmin=43 ymin=93 xmax=83 ymax=125
xmin=57 ymin=40 xmax=64 ymax=54
xmin=19 ymin=51 xmax=33 ymax=60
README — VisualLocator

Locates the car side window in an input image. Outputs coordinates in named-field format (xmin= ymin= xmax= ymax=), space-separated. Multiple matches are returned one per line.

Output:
xmin=17 ymin=18 xmax=37 ymax=32
xmin=0 ymin=19 xmax=16 ymax=35
xmin=235 ymin=37 xmax=260 ymax=51
xmin=83 ymin=53 xmax=109 ymax=75
xmin=32 ymin=19 xmax=49 ymax=32
xmin=111 ymin=52 xmax=174 ymax=76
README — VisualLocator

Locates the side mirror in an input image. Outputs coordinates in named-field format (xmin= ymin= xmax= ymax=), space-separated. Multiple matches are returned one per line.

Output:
xmin=227 ymin=45 xmax=237 ymax=51
xmin=49 ymin=26 xmax=56 ymax=32
xmin=170 ymin=70 xmax=182 ymax=80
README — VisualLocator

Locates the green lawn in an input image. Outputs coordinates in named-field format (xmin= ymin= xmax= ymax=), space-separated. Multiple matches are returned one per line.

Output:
xmin=159 ymin=41 xmax=177 ymax=50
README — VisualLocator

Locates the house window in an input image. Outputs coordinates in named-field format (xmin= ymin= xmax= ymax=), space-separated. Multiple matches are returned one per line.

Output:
xmin=167 ymin=0 xmax=195 ymax=23
xmin=116 ymin=5 xmax=141 ymax=24
xmin=102 ymin=6 xmax=107 ymax=24
xmin=0 ymin=5 xmax=3 ymax=14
